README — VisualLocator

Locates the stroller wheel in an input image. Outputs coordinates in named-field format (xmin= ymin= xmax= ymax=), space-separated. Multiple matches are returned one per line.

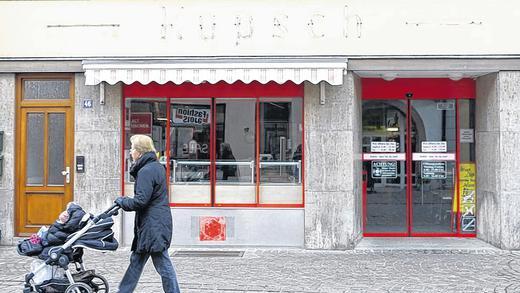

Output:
xmin=88 ymin=274 xmax=109 ymax=293
xmin=64 ymin=282 xmax=93 ymax=293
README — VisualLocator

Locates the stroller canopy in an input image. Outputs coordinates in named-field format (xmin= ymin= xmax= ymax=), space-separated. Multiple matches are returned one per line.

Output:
xmin=68 ymin=216 xmax=119 ymax=251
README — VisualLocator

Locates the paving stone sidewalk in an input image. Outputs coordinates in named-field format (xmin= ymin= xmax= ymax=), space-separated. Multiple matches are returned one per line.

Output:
xmin=1 ymin=246 xmax=520 ymax=293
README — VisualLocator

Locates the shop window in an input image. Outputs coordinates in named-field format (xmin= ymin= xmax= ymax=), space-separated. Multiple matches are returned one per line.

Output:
xmin=214 ymin=98 xmax=256 ymax=204
xmin=170 ymin=99 xmax=211 ymax=204
xmin=259 ymin=98 xmax=303 ymax=204
xmin=122 ymin=82 xmax=304 ymax=207
xmin=124 ymin=99 xmax=167 ymax=186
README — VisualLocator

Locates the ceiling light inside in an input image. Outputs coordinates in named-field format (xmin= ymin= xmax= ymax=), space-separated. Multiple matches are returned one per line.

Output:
xmin=382 ymin=73 xmax=397 ymax=81
xmin=448 ymin=73 xmax=464 ymax=81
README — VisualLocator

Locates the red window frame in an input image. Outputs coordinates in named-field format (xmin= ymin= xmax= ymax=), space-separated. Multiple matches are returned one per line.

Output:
xmin=361 ymin=78 xmax=477 ymax=237
xmin=121 ymin=81 xmax=305 ymax=208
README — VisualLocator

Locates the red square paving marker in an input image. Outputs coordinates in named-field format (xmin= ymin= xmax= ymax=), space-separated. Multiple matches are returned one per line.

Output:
xmin=199 ymin=216 xmax=226 ymax=241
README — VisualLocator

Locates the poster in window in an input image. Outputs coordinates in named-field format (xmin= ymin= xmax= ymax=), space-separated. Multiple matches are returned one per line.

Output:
xmin=130 ymin=112 xmax=152 ymax=135
xmin=371 ymin=161 xmax=398 ymax=179
xmin=460 ymin=129 xmax=474 ymax=143
xmin=172 ymin=105 xmax=211 ymax=125
xmin=459 ymin=163 xmax=476 ymax=232
xmin=421 ymin=161 xmax=447 ymax=179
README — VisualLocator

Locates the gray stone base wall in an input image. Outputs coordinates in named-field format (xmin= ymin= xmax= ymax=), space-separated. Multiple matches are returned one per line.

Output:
xmin=0 ymin=74 xmax=15 ymax=245
xmin=304 ymin=72 xmax=362 ymax=250
xmin=74 ymin=75 xmax=122 ymax=242
xmin=477 ymin=71 xmax=520 ymax=249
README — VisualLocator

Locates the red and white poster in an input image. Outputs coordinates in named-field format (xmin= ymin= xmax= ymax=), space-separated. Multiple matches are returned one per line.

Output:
xmin=130 ymin=112 xmax=152 ymax=135
xmin=199 ymin=216 xmax=226 ymax=241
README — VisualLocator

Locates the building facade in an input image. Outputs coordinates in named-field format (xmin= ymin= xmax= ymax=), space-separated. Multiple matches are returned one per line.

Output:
xmin=1 ymin=0 xmax=519 ymax=250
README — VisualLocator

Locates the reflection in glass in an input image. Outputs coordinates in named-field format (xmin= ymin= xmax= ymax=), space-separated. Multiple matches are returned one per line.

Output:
xmin=411 ymin=100 xmax=456 ymax=233
xmin=259 ymin=98 xmax=303 ymax=204
xmin=215 ymin=99 xmax=256 ymax=204
xmin=170 ymin=99 xmax=211 ymax=204
xmin=48 ymin=113 xmax=65 ymax=185
xmin=26 ymin=113 xmax=44 ymax=185
xmin=411 ymin=100 xmax=456 ymax=153
xmin=362 ymin=100 xmax=407 ymax=233
xmin=24 ymin=80 xmax=70 ymax=100
xmin=459 ymin=100 xmax=475 ymax=162
xmin=124 ymin=99 xmax=167 ymax=182
xmin=458 ymin=99 xmax=476 ymax=233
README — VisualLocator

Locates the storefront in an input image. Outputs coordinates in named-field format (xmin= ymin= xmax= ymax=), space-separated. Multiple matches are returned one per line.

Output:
xmin=81 ymin=58 xmax=347 ymax=246
xmin=2 ymin=1 xmax=520 ymax=250
xmin=122 ymin=81 xmax=305 ymax=245
xmin=361 ymin=78 xmax=476 ymax=237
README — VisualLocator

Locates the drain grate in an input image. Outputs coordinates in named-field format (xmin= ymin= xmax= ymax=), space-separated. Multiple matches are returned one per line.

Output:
xmin=171 ymin=250 xmax=244 ymax=258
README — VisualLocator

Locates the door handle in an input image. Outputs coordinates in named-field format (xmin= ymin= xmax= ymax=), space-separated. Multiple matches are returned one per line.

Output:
xmin=61 ymin=166 xmax=71 ymax=184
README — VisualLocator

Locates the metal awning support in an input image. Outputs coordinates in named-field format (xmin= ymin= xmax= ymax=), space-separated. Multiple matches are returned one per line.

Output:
xmin=319 ymin=82 xmax=326 ymax=105
xmin=82 ymin=57 xmax=347 ymax=86
xmin=99 ymin=81 xmax=105 ymax=105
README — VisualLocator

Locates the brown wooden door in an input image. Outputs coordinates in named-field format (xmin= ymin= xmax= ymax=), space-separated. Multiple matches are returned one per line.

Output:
xmin=16 ymin=75 xmax=74 ymax=236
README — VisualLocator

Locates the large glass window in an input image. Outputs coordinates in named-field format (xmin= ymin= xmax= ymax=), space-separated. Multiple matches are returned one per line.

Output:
xmin=170 ymin=99 xmax=211 ymax=204
xmin=122 ymin=90 xmax=304 ymax=207
xmin=215 ymin=98 xmax=256 ymax=204
xmin=259 ymin=98 xmax=303 ymax=204
xmin=124 ymin=99 xmax=167 ymax=188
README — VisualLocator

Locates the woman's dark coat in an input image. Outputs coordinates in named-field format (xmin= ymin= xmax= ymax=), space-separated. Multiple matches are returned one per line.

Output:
xmin=118 ymin=151 xmax=172 ymax=253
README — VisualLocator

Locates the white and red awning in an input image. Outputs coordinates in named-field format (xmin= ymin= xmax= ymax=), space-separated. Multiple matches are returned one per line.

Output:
xmin=82 ymin=57 xmax=347 ymax=86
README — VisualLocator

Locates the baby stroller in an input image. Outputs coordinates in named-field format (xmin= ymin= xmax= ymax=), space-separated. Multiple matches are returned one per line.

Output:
xmin=18 ymin=204 xmax=120 ymax=293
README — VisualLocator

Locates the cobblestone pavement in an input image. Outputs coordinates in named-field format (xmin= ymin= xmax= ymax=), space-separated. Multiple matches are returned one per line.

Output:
xmin=1 ymin=246 xmax=520 ymax=293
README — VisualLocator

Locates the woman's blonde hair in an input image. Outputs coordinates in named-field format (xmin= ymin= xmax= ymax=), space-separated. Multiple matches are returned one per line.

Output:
xmin=130 ymin=134 xmax=157 ymax=154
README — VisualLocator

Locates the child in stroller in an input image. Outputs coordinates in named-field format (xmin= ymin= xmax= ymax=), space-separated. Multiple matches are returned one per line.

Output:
xmin=17 ymin=203 xmax=120 ymax=293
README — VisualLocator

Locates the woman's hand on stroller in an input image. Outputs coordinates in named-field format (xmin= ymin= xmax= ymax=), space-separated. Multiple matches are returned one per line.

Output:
xmin=114 ymin=197 xmax=124 ymax=208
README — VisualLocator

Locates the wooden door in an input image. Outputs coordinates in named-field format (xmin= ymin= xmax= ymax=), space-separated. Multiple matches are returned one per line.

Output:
xmin=16 ymin=75 xmax=74 ymax=236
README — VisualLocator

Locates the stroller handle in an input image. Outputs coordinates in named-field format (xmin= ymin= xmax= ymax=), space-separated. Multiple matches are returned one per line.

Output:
xmin=103 ymin=203 xmax=121 ymax=216
xmin=93 ymin=203 xmax=121 ymax=223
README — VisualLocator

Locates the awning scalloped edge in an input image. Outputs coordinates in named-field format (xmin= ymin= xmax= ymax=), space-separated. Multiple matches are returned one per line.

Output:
xmin=83 ymin=59 xmax=347 ymax=86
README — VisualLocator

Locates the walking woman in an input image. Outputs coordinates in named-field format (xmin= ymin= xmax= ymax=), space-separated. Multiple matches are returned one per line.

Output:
xmin=114 ymin=134 xmax=180 ymax=293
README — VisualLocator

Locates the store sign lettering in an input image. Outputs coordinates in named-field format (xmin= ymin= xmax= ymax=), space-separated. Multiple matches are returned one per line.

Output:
xmin=161 ymin=6 xmax=363 ymax=42
xmin=174 ymin=107 xmax=210 ymax=125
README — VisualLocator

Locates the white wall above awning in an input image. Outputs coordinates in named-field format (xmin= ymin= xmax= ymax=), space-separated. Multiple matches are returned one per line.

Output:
xmin=82 ymin=57 xmax=347 ymax=86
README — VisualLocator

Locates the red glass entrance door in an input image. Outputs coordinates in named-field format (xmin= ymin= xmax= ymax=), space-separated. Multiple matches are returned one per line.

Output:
xmin=410 ymin=100 xmax=456 ymax=234
xmin=362 ymin=98 xmax=458 ymax=236
xmin=362 ymin=100 xmax=408 ymax=234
